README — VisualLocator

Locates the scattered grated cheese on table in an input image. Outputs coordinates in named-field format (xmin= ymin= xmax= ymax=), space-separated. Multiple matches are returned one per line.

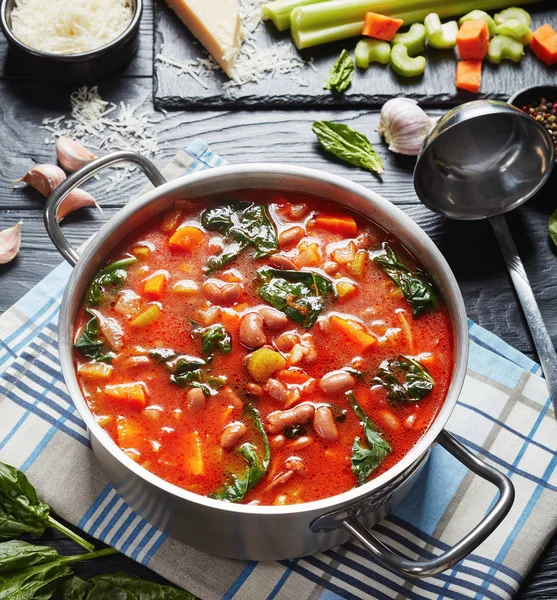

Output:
xmin=11 ymin=0 xmax=134 ymax=55
xmin=157 ymin=0 xmax=309 ymax=91
xmin=42 ymin=86 xmax=161 ymax=189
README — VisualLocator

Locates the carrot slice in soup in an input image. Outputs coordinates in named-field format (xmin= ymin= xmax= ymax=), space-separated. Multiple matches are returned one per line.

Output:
xmin=329 ymin=315 xmax=376 ymax=351
xmin=105 ymin=383 xmax=146 ymax=409
xmin=314 ymin=215 xmax=358 ymax=236
xmin=169 ymin=225 xmax=205 ymax=251
xmin=143 ymin=272 xmax=167 ymax=298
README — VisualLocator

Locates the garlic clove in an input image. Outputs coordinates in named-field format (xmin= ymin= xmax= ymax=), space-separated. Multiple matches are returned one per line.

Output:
xmin=379 ymin=97 xmax=433 ymax=156
xmin=13 ymin=164 xmax=66 ymax=197
xmin=56 ymin=137 xmax=95 ymax=172
xmin=56 ymin=189 xmax=102 ymax=222
xmin=0 ymin=222 xmax=22 ymax=264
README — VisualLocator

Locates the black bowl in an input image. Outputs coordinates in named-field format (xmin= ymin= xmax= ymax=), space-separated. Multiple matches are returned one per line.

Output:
xmin=0 ymin=0 xmax=142 ymax=82
xmin=508 ymin=84 xmax=557 ymax=109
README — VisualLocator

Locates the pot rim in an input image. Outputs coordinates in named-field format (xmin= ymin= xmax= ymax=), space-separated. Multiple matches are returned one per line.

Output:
xmin=59 ymin=163 xmax=469 ymax=517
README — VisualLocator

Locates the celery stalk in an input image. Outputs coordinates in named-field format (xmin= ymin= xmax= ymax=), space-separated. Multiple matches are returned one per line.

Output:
xmin=262 ymin=0 xmax=329 ymax=31
xmin=291 ymin=0 xmax=540 ymax=49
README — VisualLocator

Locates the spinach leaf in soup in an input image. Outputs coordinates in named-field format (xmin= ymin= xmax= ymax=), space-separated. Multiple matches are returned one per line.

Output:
xmin=149 ymin=349 xmax=225 ymax=396
xmin=257 ymin=268 xmax=335 ymax=329
xmin=373 ymin=242 xmax=437 ymax=317
xmin=0 ymin=462 xmax=94 ymax=552
xmin=324 ymin=49 xmax=355 ymax=94
xmin=212 ymin=406 xmax=270 ymax=503
xmin=56 ymin=572 xmax=197 ymax=599
xmin=346 ymin=392 xmax=392 ymax=485
xmin=74 ymin=311 xmax=115 ymax=364
xmin=86 ymin=256 xmax=137 ymax=306
xmin=202 ymin=201 xmax=278 ymax=271
xmin=192 ymin=324 xmax=232 ymax=355
xmin=374 ymin=355 xmax=434 ymax=404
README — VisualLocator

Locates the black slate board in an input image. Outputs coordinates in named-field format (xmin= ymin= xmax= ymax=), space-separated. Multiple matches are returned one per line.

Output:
xmin=154 ymin=0 xmax=557 ymax=110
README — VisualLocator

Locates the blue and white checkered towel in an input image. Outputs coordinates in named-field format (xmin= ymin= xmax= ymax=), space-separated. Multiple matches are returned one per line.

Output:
xmin=1 ymin=140 xmax=556 ymax=600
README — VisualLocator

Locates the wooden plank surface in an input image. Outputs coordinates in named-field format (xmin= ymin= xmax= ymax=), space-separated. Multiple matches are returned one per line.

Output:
xmin=1 ymin=3 xmax=557 ymax=598
xmin=154 ymin=1 xmax=557 ymax=109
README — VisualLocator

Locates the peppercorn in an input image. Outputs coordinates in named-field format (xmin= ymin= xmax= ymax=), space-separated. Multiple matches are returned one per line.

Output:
xmin=520 ymin=97 xmax=557 ymax=155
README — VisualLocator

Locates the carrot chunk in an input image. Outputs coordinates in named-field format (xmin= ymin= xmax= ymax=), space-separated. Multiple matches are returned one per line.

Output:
xmin=188 ymin=431 xmax=205 ymax=476
xmin=456 ymin=60 xmax=483 ymax=94
xmin=362 ymin=12 xmax=404 ymax=41
xmin=277 ymin=369 xmax=312 ymax=385
xmin=143 ymin=271 xmax=167 ymax=298
xmin=169 ymin=225 xmax=205 ymax=251
xmin=456 ymin=20 xmax=490 ymax=60
xmin=313 ymin=214 xmax=358 ymax=236
xmin=104 ymin=383 xmax=146 ymax=409
xmin=531 ymin=24 xmax=557 ymax=66
xmin=329 ymin=315 xmax=376 ymax=351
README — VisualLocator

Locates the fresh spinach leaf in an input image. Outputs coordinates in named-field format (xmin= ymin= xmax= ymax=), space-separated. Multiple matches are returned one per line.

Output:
xmin=346 ymin=392 xmax=392 ymax=485
xmin=549 ymin=208 xmax=557 ymax=247
xmin=0 ymin=542 xmax=116 ymax=600
xmin=149 ymin=350 xmax=225 ymax=396
xmin=86 ymin=256 xmax=137 ymax=306
xmin=0 ymin=463 xmax=94 ymax=552
xmin=257 ymin=268 xmax=335 ymax=329
xmin=73 ymin=312 xmax=115 ymax=364
xmin=211 ymin=405 xmax=270 ymax=503
xmin=312 ymin=121 xmax=384 ymax=176
xmin=201 ymin=202 xmax=278 ymax=271
xmin=374 ymin=355 xmax=434 ymax=404
xmin=324 ymin=49 xmax=355 ymax=93
xmin=374 ymin=242 xmax=437 ymax=317
xmin=193 ymin=324 xmax=232 ymax=355
xmin=55 ymin=572 xmax=197 ymax=599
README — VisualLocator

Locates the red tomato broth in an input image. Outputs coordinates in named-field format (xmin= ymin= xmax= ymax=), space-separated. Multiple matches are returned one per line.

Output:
xmin=73 ymin=191 xmax=453 ymax=506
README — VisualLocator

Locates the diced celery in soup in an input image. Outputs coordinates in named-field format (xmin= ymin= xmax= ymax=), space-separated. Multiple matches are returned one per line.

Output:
xmin=73 ymin=191 xmax=453 ymax=506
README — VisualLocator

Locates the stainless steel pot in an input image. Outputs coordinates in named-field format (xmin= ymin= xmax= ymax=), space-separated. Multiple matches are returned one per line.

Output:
xmin=44 ymin=151 xmax=514 ymax=577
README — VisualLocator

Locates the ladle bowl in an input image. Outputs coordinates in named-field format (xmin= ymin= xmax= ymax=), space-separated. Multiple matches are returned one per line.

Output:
xmin=414 ymin=100 xmax=557 ymax=410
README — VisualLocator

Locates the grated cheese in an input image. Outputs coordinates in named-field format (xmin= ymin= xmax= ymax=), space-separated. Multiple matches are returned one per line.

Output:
xmin=11 ymin=0 xmax=134 ymax=55
xmin=157 ymin=0 xmax=309 ymax=91
xmin=42 ymin=86 xmax=161 ymax=189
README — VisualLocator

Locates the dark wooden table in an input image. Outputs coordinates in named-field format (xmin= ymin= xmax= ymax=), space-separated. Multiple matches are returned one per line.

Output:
xmin=1 ymin=2 xmax=556 ymax=598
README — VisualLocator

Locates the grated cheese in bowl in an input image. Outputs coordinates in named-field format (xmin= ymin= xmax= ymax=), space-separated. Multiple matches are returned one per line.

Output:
xmin=10 ymin=0 xmax=135 ymax=55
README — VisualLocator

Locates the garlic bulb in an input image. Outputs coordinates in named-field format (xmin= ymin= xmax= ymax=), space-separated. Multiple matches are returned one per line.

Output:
xmin=56 ymin=189 xmax=101 ymax=222
xmin=378 ymin=98 xmax=433 ymax=156
xmin=0 ymin=222 xmax=22 ymax=264
xmin=56 ymin=137 xmax=95 ymax=172
xmin=13 ymin=164 xmax=66 ymax=196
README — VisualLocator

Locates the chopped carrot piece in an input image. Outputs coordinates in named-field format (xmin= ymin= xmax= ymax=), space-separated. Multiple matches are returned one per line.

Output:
xmin=117 ymin=417 xmax=144 ymax=456
xmin=130 ymin=303 xmax=161 ymax=328
xmin=293 ymin=241 xmax=321 ymax=268
xmin=314 ymin=214 xmax=358 ymax=236
xmin=531 ymin=24 xmax=557 ymax=66
xmin=362 ymin=12 xmax=404 ymax=41
xmin=188 ymin=431 xmax=205 ymax=476
xmin=221 ymin=309 xmax=241 ymax=335
xmin=456 ymin=60 xmax=483 ymax=94
xmin=277 ymin=369 xmax=312 ymax=385
xmin=78 ymin=362 xmax=113 ymax=380
xmin=329 ymin=315 xmax=376 ymax=351
xmin=169 ymin=225 xmax=205 ymax=251
xmin=105 ymin=383 xmax=146 ymax=409
xmin=456 ymin=20 xmax=490 ymax=60
xmin=143 ymin=271 xmax=167 ymax=298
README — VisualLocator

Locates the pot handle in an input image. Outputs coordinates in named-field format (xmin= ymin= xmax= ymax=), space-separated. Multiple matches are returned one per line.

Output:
xmin=342 ymin=430 xmax=515 ymax=578
xmin=44 ymin=151 xmax=166 ymax=267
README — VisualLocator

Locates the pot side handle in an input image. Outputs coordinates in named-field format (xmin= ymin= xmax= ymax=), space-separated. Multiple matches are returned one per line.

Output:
xmin=44 ymin=151 xmax=166 ymax=267
xmin=342 ymin=430 xmax=515 ymax=578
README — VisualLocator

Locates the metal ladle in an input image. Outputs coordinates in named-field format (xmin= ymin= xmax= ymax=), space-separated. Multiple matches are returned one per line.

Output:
xmin=414 ymin=100 xmax=557 ymax=404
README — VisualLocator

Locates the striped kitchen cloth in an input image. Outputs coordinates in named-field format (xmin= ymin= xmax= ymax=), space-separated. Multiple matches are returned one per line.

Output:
xmin=1 ymin=139 xmax=556 ymax=600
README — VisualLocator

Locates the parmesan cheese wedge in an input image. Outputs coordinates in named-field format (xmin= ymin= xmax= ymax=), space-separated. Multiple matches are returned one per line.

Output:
xmin=164 ymin=0 xmax=243 ymax=76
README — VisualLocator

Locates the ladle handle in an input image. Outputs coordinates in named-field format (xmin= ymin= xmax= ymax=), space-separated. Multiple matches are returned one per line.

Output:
xmin=489 ymin=214 xmax=557 ymax=410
